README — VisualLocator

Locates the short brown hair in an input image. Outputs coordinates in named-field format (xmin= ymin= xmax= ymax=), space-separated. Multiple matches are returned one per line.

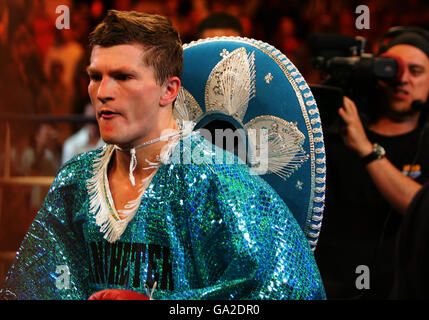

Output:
xmin=89 ymin=10 xmax=183 ymax=85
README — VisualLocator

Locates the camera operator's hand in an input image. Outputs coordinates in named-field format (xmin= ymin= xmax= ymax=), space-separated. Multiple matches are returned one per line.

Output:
xmin=338 ymin=96 xmax=373 ymax=157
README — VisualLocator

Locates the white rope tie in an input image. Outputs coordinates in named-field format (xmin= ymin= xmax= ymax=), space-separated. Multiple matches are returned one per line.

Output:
xmin=116 ymin=132 xmax=180 ymax=186
xmin=115 ymin=121 xmax=195 ymax=187
xmin=129 ymin=148 xmax=137 ymax=186
xmin=144 ymin=281 xmax=157 ymax=300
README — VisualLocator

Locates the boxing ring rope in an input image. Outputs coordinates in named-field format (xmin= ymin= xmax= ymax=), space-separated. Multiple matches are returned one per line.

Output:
xmin=0 ymin=114 xmax=97 ymax=284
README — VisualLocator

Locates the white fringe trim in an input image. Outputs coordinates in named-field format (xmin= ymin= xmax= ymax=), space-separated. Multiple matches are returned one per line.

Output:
xmin=87 ymin=121 xmax=194 ymax=243
xmin=87 ymin=145 xmax=159 ymax=243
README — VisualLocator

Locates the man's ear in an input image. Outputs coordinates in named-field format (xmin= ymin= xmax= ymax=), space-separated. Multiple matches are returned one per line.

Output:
xmin=160 ymin=76 xmax=181 ymax=107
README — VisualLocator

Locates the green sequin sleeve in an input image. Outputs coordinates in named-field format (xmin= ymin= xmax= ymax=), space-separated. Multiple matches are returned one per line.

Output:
xmin=0 ymin=159 xmax=92 ymax=299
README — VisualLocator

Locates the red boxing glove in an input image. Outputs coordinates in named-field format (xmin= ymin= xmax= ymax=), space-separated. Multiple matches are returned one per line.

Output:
xmin=88 ymin=289 xmax=150 ymax=300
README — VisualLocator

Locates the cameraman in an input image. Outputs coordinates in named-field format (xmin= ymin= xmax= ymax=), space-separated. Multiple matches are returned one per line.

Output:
xmin=316 ymin=28 xmax=429 ymax=299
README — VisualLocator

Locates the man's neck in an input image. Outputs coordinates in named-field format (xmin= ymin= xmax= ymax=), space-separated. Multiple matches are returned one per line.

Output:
xmin=110 ymin=116 xmax=179 ymax=183
xmin=368 ymin=113 xmax=420 ymax=136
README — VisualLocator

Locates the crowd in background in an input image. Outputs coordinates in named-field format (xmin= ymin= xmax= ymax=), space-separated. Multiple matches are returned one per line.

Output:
xmin=0 ymin=0 xmax=428 ymax=251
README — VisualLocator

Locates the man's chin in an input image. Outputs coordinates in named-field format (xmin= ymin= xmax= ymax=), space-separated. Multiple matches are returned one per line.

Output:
xmin=100 ymin=135 xmax=122 ymax=146
xmin=386 ymin=104 xmax=419 ymax=122
xmin=102 ymin=137 xmax=136 ymax=150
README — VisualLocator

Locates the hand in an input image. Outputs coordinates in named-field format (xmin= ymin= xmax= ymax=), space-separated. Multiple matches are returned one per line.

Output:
xmin=338 ymin=96 xmax=373 ymax=157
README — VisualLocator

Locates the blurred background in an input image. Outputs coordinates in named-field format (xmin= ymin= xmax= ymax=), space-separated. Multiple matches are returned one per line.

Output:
xmin=0 ymin=0 xmax=428 ymax=280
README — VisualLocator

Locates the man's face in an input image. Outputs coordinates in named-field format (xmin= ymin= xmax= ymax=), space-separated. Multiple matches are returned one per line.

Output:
xmin=381 ymin=44 xmax=429 ymax=118
xmin=87 ymin=44 xmax=165 ymax=148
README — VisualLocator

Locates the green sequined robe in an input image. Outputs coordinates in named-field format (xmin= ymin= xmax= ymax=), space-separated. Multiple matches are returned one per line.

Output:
xmin=0 ymin=133 xmax=325 ymax=299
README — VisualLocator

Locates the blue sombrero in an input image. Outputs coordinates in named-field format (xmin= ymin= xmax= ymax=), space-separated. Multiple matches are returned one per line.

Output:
xmin=175 ymin=37 xmax=325 ymax=250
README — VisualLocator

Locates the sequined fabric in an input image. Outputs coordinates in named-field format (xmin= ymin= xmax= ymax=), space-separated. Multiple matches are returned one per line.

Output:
xmin=0 ymin=133 xmax=325 ymax=299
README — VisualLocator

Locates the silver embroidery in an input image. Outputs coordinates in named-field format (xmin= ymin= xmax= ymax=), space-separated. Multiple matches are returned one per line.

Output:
xmin=174 ymin=87 xmax=203 ymax=122
xmin=220 ymin=48 xmax=230 ymax=58
xmin=264 ymin=73 xmax=273 ymax=84
xmin=245 ymin=116 xmax=309 ymax=181
xmin=205 ymin=47 xmax=256 ymax=122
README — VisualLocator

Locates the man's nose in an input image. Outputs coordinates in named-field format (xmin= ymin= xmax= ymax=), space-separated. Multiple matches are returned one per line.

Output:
xmin=97 ymin=78 xmax=114 ymax=104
